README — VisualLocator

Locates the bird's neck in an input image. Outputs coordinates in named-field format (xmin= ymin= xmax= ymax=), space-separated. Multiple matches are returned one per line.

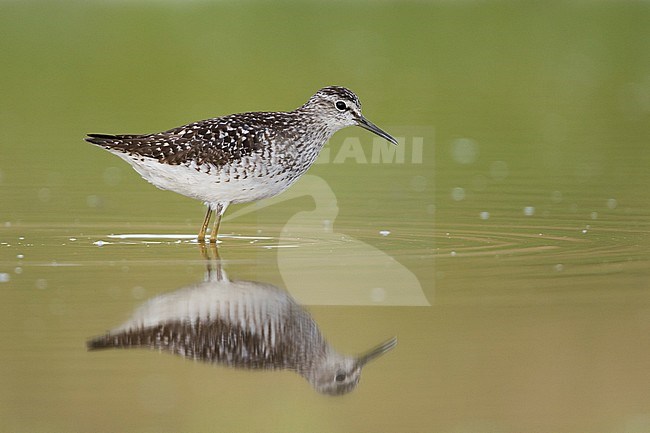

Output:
xmin=291 ymin=107 xmax=341 ymax=145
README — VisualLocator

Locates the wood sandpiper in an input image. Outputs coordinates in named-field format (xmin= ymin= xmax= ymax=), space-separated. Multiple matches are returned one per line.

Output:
xmin=87 ymin=256 xmax=397 ymax=395
xmin=86 ymin=86 xmax=397 ymax=243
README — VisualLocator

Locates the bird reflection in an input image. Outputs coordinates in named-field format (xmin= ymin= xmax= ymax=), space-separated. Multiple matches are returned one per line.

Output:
xmin=87 ymin=250 xmax=397 ymax=395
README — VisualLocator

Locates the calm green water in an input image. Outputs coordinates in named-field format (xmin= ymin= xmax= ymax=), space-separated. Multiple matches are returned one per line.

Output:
xmin=2 ymin=2 xmax=650 ymax=432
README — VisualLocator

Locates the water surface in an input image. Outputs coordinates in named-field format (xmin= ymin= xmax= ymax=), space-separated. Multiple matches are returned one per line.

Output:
xmin=1 ymin=2 xmax=650 ymax=432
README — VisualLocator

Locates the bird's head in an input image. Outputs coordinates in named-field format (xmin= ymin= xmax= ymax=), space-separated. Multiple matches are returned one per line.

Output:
xmin=306 ymin=337 xmax=398 ymax=396
xmin=301 ymin=86 xmax=398 ymax=145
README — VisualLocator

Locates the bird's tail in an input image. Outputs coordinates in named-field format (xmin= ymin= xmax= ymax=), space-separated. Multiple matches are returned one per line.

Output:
xmin=85 ymin=133 xmax=140 ymax=146
xmin=86 ymin=333 xmax=124 ymax=351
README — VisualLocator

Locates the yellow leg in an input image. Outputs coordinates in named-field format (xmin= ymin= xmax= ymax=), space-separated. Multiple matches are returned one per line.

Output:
xmin=210 ymin=208 xmax=222 ymax=244
xmin=210 ymin=212 xmax=221 ymax=244
xmin=198 ymin=207 xmax=213 ymax=243
xmin=199 ymin=241 xmax=223 ymax=280
xmin=209 ymin=202 xmax=229 ymax=244
xmin=198 ymin=242 xmax=209 ymax=260
xmin=198 ymin=241 xmax=220 ymax=261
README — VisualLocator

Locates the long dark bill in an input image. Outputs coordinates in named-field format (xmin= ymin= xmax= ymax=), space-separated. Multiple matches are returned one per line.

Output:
xmin=356 ymin=337 xmax=398 ymax=367
xmin=357 ymin=117 xmax=399 ymax=145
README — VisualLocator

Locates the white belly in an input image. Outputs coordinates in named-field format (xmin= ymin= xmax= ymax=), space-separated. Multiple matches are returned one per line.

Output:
xmin=113 ymin=152 xmax=301 ymax=205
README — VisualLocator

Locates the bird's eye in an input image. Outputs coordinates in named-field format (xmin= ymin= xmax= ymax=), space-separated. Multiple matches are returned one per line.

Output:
xmin=335 ymin=372 xmax=346 ymax=382
xmin=335 ymin=101 xmax=347 ymax=111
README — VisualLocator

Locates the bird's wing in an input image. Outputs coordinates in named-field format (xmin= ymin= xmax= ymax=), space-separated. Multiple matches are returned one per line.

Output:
xmin=85 ymin=114 xmax=270 ymax=167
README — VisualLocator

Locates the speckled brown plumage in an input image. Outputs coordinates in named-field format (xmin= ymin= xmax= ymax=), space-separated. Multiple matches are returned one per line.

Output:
xmin=87 ymin=268 xmax=397 ymax=395
xmin=85 ymin=86 xmax=397 ymax=242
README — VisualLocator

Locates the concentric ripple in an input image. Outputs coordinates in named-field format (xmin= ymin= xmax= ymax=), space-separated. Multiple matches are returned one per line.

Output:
xmin=431 ymin=222 xmax=650 ymax=264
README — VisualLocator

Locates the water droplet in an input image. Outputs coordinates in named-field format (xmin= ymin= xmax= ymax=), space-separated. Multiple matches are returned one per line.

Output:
xmin=590 ymin=212 xmax=598 ymax=220
xmin=370 ymin=287 xmax=386 ymax=303
xmin=94 ymin=240 xmax=105 ymax=247
xmin=379 ymin=230 xmax=391 ymax=236
xmin=35 ymin=279 xmax=47 ymax=290
xmin=451 ymin=187 xmax=465 ymax=201
xmin=86 ymin=195 xmax=102 ymax=208
xmin=451 ymin=138 xmax=479 ymax=164
xmin=523 ymin=206 xmax=535 ymax=216
xmin=607 ymin=198 xmax=618 ymax=209
xmin=14 ymin=267 xmax=23 ymax=274
xmin=554 ymin=264 xmax=564 ymax=272
xmin=17 ymin=254 xmax=24 ymax=259
xmin=0 ymin=273 xmax=10 ymax=283
xmin=479 ymin=211 xmax=490 ymax=220
xmin=581 ymin=229 xmax=588 ymax=234
xmin=450 ymin=251 xmax=457 ymax=257
xmin=69 ymin=238 xmax=77 ymax=241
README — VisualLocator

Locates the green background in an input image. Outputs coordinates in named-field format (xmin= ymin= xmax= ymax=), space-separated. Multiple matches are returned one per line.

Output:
xmin=1 ymin=2 xmax=650 ymax=432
